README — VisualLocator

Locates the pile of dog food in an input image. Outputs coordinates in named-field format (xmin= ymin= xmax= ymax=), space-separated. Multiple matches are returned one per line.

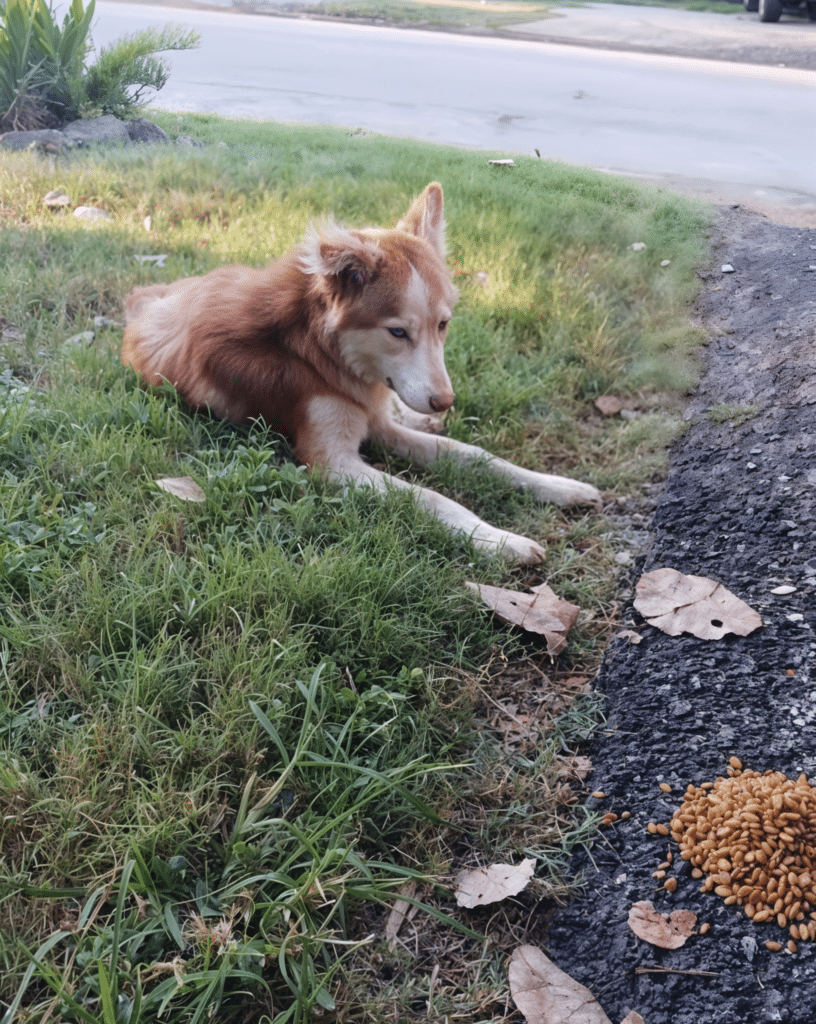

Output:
xmin=663 ymin=758 xmax=816 ymax=952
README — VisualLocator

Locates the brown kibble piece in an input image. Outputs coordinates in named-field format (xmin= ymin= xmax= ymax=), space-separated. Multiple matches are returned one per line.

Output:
xmin=660 ymin=782 xmax=672 ymax=793
xmin=621 ymin=811 xmax=631 ymax=820
xmin=699 ymin=922 xmax=710 ymax=935
xmin=592 ymin=791 xmax=605 ymax=799
xmin=788 ymin=940 xmax=798 ymax=953
xmin=765 ymin=941 xmax=782 ymax=951
xmin=664 ymin=877 xmax=677 ymax=893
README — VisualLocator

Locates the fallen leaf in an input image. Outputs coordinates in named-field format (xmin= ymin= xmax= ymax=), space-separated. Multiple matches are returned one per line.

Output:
xmin=155 ymin=476 xmax=206 ymax=502
xmin=384 ymin=880 xmax=417 ymax=951
xmin=627 ymin=900 xmax=697 ymax=949
xmin=594 ymin=395 xmax=623 ymax=416
xmin=614 ymin=629 xmax=643 ymax=645
xmin=633 ymin=568 xmax=762 ymax=640
xmin=508 ymin=944 xmax=613 ymax=1024
xmin=466 ymin=581 xmax=580 ymax=655
xmin=455 ymin=858 xmax=535 ymax=908
xmin=620 ymin=1013 xmax=647 ymax=1024
xmin=559 ymin=754 xmax=593 ymax=781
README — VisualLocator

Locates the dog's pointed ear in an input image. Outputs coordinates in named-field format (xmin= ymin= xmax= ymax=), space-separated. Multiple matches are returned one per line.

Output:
xmin=397 ymin=182 xmax=446 ymax=255
xmin=301 ymin=226 xmax=381 ymax=291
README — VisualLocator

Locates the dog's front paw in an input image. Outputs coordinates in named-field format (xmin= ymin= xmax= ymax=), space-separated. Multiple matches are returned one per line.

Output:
xmin=526 ymin=474 xmax=601 ymax=509
xmin=472 ymin=528 xmax=545 ymax=565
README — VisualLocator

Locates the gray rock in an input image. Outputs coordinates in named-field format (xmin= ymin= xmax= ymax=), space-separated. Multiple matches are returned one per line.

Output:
xmin=0 ymin=129 xmax=66 ymax=152
xmin=43 ymin=189 xmax=71 ymax=208
xmin=176 ymin=134 xmax=204 ymax=148
xmin=73 ymin=206 xmax=112 ymax=222
xmin=62 ymin=114 xmax=131 ymax=147
xmin=126 ymin=118 xmax=171 ymax=144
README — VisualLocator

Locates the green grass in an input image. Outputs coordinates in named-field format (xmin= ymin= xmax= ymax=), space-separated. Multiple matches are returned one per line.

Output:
xmin=260 ymin=0 xmax=744 ymax=32
xmin=0 ymin=115 xmax=710 ymax=1023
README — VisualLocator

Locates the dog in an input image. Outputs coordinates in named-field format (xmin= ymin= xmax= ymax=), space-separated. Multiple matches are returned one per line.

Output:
xmin=122 ymin=183 xmax=600 ymax=563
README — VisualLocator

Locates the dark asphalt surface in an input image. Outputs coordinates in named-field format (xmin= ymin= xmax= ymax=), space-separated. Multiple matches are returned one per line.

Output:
xmin=539 ymin=207 xmax=816 ymax=1022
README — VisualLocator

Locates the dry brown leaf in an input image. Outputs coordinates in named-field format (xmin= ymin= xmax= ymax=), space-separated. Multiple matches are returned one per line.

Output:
xmin=633 ymin=568 xmax=762 ymax=640
xmin=627 ymin=900 xmax=697 ymax=949
xmin=594 ymin=395 xmax=623 ymax=416
xmin=614 ymin=629 xmax=643 ymax=645
xmin=620 ymin=1013 xmax=647 ymax=1024
xmin=508 ymin=944 xmax=613 ymax=1024
xmin=155 ymin=476 xmax=206 ymax=503
xmin=384 ymin=880 xmax=417 ymax=951
xmin=466 ymin=581 xmax=580 ymax=655
xmin=455 ymin=858 xmax=535 ymax=908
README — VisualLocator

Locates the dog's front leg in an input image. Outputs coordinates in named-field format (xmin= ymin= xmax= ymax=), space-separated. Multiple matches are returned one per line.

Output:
xmin=371 ymin=420 xmax=601 ymax=508
xmin=300 ymin=398 xmax=544 ymax=563
xmin=327 ymin=453 xmax=546 ymax=564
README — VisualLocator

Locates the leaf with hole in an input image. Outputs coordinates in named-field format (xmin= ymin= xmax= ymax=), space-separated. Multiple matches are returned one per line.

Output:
xmin=633 ymin=568 xmax=762 ymax=640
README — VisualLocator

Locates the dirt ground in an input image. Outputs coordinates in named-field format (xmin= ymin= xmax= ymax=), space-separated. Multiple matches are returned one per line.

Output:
xmin=539 ymin=205 xmax=816 ymax=1023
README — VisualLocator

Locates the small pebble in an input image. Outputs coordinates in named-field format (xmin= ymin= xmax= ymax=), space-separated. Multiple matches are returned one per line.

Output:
xmin=722 ymin=264 xmax=735 ymax=273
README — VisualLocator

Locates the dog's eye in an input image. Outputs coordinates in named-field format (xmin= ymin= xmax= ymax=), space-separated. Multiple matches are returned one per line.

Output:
xmin=438 ymin=320 xmax=449 ymax=333
xmin=387 ymin=327 xmax=409 ymax=339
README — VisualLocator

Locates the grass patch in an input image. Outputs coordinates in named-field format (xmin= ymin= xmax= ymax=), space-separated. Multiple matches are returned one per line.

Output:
xmin=0 ymin=116 xmax=709 ymax=1022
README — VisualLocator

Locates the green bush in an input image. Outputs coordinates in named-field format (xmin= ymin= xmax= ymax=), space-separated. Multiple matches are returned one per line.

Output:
xmin=0 ymin=0 xmax=198 ymax=131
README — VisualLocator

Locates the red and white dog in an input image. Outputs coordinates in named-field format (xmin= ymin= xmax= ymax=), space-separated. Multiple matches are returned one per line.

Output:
xmin=122 ymin=183 xmax=599 ymax=563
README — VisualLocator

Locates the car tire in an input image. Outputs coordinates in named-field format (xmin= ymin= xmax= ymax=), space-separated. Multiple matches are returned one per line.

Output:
xmin=758 ymin=0 xmax=783 ymax=19
xmin=744 ymin=0 xmax=759 ymax=9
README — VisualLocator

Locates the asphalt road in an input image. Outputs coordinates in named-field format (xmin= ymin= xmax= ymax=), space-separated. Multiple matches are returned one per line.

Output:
xmin=93 ymin=2 xmax=816 ymax=224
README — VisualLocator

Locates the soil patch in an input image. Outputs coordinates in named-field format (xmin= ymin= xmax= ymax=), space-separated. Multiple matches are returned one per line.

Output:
xmin=538 ymin=206 xmax=816 ymax=1022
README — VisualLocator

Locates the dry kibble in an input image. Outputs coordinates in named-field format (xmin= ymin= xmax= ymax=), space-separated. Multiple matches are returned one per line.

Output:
xmin=765 ymin=940 xmax=782 ymax=951
xmin=788 ymin=940 xmax=798 ymax=953
xmin=699 ymin=922 xmax=711 ymax=935
xmin=621 ymin=811 xmax=631 ymax=820
xmin=592 ymin=791 xmax=606 ymax=799
xmin=658 ymin=762 xmax=816 ymax=940
xmin=659 ymin=782 xmax=672 ymax=793
xmin=664 ymin=877 xmax=678 ymax=893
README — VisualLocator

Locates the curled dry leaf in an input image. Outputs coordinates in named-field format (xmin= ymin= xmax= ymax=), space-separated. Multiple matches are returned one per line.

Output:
xmin=627 ymin=900 xmax=697 ymax=949
xmin=455 ymin=858 xmax=535 ymax=908
xmin=508 ymin=944 xmax=613 ymax=1024
xmin=155 ymin=476 xmax=206 ymax=503
xmin=466 ymin=581 xmax=580 ymax=655
xmin=633 ymin=568 xmax=762 ymax=640
xmin=384 ymin=879 xmax=418 ymax=951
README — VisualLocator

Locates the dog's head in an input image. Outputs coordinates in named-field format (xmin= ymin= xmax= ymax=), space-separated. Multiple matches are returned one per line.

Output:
xmin=301 ymin=183 xmax=458 ymax=416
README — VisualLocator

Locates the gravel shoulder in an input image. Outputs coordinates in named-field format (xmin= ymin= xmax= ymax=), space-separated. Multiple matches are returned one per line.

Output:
xmin=541 ymin=204 xmax=816 ymax=1024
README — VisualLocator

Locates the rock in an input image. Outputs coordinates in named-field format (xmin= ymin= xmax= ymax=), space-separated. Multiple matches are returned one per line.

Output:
xmin=43 ymin=189 xmax=71 ymax=209
xmin=630 ymin=242 xmax=646 ymax=251
xmin=722 ymin=263 xmax=735 ymax=273
xmin=62 ymin=114 xmax=131 ymax=147
xmin=74 ymin=206 xmax=112 ymax=222
xmin=0 ymin=129 xmax=66 ymax=152
xmin=176 ymin=134 xmax=204 ymax=148
xmin=126 ymin=118 xmax=170 ymax=144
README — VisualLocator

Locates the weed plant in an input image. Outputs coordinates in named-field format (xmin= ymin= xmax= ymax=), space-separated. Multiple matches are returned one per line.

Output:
xmin=0 ymin=119 xmax=709 ymax=1022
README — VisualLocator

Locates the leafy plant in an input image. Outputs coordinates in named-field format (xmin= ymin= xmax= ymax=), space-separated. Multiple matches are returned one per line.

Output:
xmin=82 ymin=24 xmax=200 ymax=120
xmin=0 ymin=0 xmax=198 ymax=130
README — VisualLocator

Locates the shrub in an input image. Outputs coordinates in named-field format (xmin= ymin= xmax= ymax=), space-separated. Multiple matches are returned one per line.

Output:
xmin=0 ymin=0 xmax=198 ymax=131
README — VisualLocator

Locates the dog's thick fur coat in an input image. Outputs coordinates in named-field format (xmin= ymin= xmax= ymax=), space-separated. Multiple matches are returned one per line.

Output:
xmin=122 ymin=183 xmax=600 ymax=562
